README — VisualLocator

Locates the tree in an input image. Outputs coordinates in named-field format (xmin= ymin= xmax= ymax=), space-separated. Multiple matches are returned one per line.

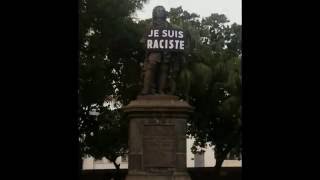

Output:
xmin=79 ymin=0 xmax=148 ymax=172
xmin=85 ymin=108 xmax=128 ymax=179
xmin=168 ymin=7 xmax=242 ymax=175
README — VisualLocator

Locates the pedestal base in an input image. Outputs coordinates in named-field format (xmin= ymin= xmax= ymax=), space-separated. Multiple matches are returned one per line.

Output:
xmin=123 ymin=95 xmax=193 ymax=180
xmin=126 ymin=174 xmax=191 ymax=180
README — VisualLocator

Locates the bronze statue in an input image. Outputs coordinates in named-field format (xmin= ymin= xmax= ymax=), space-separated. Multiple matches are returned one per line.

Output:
xmin=140 ymin=6 xmax=187 ymax=95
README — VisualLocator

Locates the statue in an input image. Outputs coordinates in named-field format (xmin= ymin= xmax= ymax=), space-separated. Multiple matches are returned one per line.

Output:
xmin=140 ymin=6 xmax=187 ymax=95
xmin=125 ymin=8 xmax=194 ymax=180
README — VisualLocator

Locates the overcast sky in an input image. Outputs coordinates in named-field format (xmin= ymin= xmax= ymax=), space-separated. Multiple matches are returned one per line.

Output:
xmin=134 ymin=0 xmax=241 ymax=24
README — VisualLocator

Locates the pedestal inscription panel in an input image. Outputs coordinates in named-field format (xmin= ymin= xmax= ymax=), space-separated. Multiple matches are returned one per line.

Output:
xmin=143 ymin=125 xmax=176 ymax=167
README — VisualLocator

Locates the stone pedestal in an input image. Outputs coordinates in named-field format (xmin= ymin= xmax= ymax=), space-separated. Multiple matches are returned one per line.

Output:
xmin=123 ymin=95 xmax=193 ymax=180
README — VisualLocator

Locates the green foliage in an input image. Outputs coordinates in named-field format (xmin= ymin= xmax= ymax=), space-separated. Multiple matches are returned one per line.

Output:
xmin=168 ymin=7 xmax=242 ymax=170
xmin=79 ymin=0 xmax=148 ymax=169
xmin=85 ymin=109 xmax=128 ymax=162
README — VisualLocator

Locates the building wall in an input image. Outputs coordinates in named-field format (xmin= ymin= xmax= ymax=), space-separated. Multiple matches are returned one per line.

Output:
xmin=186 ymin=138 xmax=241 ymax=167
xmin=83 ymin=138 xmax=241 ymax=169
xmin=83 ymin=156 xmax=129 ymax=170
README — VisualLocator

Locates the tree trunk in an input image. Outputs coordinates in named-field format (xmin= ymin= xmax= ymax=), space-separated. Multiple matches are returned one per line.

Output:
xmin=214 ymin=145 xmax=234 ymax=177
xmin=214 ymin=131 xmax=241 ymax=177
xmin=79 ymin=157 xmax=83 ymax=171
xmin=78 ymin=150 xmax=83 ymax=172
xmin=112 ymin=161 xmax=121 ymax=180
xmin=215 ymin=155 xmax=224 ymax=177
xmin=214 ymin=153 xmax=224 ymax=177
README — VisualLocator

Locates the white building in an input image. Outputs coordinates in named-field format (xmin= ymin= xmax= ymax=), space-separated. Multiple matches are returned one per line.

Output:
xmin=82 ymin=137 xmax=241 ymax=169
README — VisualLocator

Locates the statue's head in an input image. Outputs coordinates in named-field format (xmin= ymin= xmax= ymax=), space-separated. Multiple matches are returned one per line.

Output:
xmin=152 ymin=6 xmax=167 ymax=21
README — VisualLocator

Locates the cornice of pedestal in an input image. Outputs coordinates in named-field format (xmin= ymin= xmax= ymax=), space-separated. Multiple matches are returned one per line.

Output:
xmin=122 ymin=95 xmax=194 ymax=114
